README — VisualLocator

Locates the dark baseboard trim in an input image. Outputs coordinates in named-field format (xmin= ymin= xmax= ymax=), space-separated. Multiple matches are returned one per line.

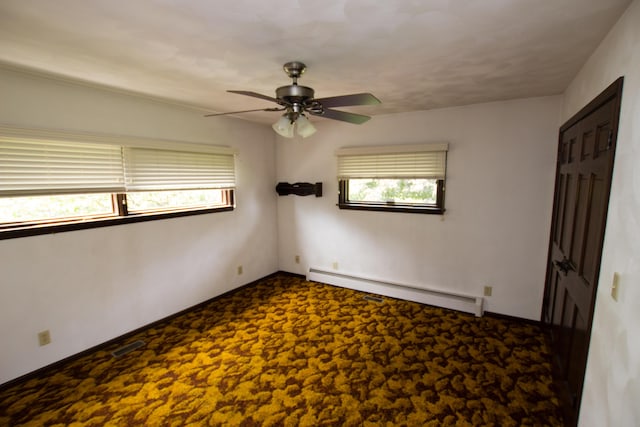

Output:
xmin=0 ymin=271 xmax=283 ymax=391
xmin=484 ymin=311 xmax=542 ymax=326
xmin=276 ymin=270 xmax=307 ymax=279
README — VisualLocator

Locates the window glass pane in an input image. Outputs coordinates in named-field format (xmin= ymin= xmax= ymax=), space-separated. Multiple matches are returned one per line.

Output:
xmin=126 ymin=189 xmax=226 ymax=212
xmin=0 ymin=193 xmax=115 ymax=223
xmin=348 ymin=178 xmax=437 ymax=204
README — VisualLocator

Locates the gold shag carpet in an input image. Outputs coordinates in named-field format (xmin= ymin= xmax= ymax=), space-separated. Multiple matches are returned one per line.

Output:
xmin=0 ymin=274 xmax=563 ymax=426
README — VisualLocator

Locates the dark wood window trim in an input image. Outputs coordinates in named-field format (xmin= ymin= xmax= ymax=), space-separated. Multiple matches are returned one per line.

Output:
xmin=338 ymin=179 xmax=445 ymax=215
xmin=0 ymin=189 xmax=235 ymax=240
xmin=114 ymin=193 xmax=128 ymax=216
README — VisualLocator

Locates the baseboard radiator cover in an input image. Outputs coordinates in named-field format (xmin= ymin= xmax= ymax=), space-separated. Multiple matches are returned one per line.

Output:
xmin=307 ymin=268 xmax=484 ymax=317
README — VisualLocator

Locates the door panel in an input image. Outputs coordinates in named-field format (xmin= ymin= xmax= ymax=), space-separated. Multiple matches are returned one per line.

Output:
xmin=571 ymin=174 xmax=588 ymax=270
xmin=542 ymin=77 xmax=623 ymax=426
xmin=558 ymin=288 xmax=576 ymax=369
xmin=553 ymin=174 xmax=566 ymax=245
xmin=567 ymin=308 xmax=588 ymax=405
xmin=582 ymin=175 xmax=606 ymax=285
xmin=560 ymin=172 xmax=576 ymax=255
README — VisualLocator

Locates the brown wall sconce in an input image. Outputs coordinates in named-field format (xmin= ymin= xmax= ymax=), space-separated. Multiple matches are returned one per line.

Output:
xmin=276 ymin=182 xmax=322 ymax=197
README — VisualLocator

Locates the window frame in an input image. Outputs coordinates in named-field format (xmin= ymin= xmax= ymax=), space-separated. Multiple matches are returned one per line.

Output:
xmin=0 ymin=126 xmax=236 ymax=240
xmin=0 ymin=189 xmax=235 ymax=240
xmin=336 ymin=142 xmax=448 ymax=215
xmin=338 ymin=179 xmax=445 ymax=214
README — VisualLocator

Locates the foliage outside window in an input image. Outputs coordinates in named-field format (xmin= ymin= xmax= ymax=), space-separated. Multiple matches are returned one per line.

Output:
xmin=126 ymin=189 xmax=226 ymax=213
xmin=0 ymin=193 xmax=116 ymax=224
xmin=0 ymin=126 xmax=235 ymax=239
xmin=337 ymin=143 xmax=447 ymax=214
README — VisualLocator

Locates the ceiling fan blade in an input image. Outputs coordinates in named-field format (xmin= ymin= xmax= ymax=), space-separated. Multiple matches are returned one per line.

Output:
xmin=313 ymin=93 xmax=381 ymax=108
xmin=228 ymin=90 xmax=279 ymax=103
xmin=310 ymin=108 xmax=371 ymax=124
xmin=204 ymin=107 xmax=283 ymax=117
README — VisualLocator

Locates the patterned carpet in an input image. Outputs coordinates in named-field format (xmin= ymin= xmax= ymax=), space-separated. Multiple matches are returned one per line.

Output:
xmin=0 ymin=274 xmax=563 ymax=426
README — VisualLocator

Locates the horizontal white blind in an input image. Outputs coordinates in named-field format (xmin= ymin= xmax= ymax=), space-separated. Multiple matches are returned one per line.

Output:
xmin=337 ymin=143 xmax=448 ymax=179
xmin=1 ymin=126 xmax=236 ymax=197
xmin=0 ymin=137 xmax=125 ymax=197
xmin=123 ymin=147 xmax=235 ymax=191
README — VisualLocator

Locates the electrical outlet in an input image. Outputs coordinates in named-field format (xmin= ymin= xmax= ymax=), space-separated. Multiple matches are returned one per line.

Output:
xmin=38 ymin=330 xmax=51 ymax=346
xmin=295 ymin=255 xmax=300 ymax=264
xmin=237 ymin=265 xmax=243 ymax=275
xmin=332 ymin=262 xmax=339 ymax=270
xmin=484 ymin=286 xmax=493 ymax=297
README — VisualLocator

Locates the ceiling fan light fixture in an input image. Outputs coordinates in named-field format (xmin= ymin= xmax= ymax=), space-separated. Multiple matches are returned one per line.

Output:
xmin=296 ymin=114 xmax=316 ymax=138
xmin=273 ymin=114 xmax=294 ymax=138
xmin=212 ymin=62 xmax=381 ymax=135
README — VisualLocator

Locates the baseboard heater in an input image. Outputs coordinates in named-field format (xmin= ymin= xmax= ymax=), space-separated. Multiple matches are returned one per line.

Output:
xmin=307 ymin=268 xmax=484 ymax=317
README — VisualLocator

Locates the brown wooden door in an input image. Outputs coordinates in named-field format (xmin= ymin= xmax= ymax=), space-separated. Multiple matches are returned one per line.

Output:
xmin=542 ymin=78 xmax=623 ymax=426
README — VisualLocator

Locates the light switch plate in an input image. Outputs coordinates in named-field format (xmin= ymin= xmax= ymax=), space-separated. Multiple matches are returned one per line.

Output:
xmin=611 ymin=272 xmax=620 ymax=301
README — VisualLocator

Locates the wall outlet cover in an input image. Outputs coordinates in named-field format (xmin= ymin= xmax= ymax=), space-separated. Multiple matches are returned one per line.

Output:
xmin=38 ymin=330 xmax=51 ymax=346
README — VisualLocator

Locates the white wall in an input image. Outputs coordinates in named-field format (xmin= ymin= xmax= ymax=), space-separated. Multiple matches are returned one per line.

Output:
xmin=0 ymin=67 xmax=278 ymax=384
xmin=276 ymin=96 xmax=561 ymax=320
xmin=561 ymin=1 xmax=640 ymax=425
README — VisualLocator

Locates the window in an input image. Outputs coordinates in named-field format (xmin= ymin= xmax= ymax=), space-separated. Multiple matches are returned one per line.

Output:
xmin=125 ymin=189 xmax=227 ymax=213
xmin=337 ymin=143 xmax=447 ymax=214
xmin=0 ymin=126 xmax=235 ymax=239
xmin=0 ymin=193 xmax=116 ymax=224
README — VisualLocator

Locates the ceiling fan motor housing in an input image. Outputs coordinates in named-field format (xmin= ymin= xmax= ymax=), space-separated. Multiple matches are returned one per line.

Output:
xmin=276 ymin=85 xmax=314 ymax=104
xmin=277 ymin=61 xmax=315 ymax=109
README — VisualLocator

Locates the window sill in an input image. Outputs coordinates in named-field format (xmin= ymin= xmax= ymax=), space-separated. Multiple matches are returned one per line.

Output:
xmin=337 ymin=202 xmax=444 ymax=215
xmin=0 ymin=206 xmax=234 ymax=240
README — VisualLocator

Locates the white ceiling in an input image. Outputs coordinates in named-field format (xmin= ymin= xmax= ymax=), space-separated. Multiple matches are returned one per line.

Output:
xmin=0 ymin=0 xmax=632 ymax=124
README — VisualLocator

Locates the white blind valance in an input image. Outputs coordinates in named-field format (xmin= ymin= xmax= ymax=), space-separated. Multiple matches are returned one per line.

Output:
xmin=123 ymin=147 xmax=236 ymax=191
xmin=336 ymin=143 xmax=448 ymax=180
xmin=0 ymin=126 xmax=236 ymax=197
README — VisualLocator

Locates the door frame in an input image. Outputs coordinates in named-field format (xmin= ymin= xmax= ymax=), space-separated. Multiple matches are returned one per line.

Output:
xmin=541 ymin=76 xmax=624 ymax=425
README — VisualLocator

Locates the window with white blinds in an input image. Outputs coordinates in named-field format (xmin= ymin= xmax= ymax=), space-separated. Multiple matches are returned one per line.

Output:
xmin=123 ymin=147 xmax=236 ymax=191
xmin=0 ymin=127 xmax=236 ymax=198
xmin=336 ymin=143 xmax=448 ymax=214
xmin=0 ymin=138 xmax=125 ymax=197
xmin=336 ymin=143 xmax=448 ymax=180
xmin=1 ymin=126 xmax=237 ymax=238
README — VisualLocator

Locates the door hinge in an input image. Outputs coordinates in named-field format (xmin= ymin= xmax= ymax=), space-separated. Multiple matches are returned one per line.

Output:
xmin=607 ymin=130 xmax=613 ymax=150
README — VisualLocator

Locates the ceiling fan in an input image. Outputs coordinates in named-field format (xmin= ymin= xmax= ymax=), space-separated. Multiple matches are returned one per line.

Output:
xmin=204 ymin=61 xmax=381 ymax=138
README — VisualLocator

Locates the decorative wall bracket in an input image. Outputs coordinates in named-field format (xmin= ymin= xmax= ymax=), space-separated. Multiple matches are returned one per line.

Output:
xmin=276 ymin=182 xmax=322 ymax=197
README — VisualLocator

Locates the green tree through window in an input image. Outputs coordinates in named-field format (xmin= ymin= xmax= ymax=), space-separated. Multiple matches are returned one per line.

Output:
xmin=348 ymin=179 xmax=437 ymax=204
